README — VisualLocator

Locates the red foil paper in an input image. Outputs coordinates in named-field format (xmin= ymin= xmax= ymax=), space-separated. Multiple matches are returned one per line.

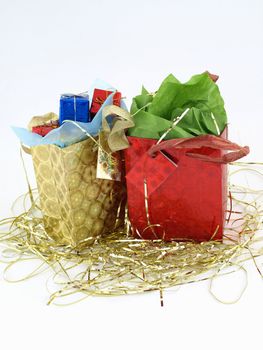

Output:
xmin=90 ymin=89 xmax=121 ymax=116
xmin=32 ymin=125 xmax=58 ymax=137
xmin=124 ymin=130 xmax=228 ymax=242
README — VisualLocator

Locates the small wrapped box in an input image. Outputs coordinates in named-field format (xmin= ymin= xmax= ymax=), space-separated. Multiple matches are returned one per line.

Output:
xmin=59 ymin=93 xmax=90 ymax=124
xmin=90 ymin=89 xmax=121 ymax=117
xmin=28 ymin=112 xmax=59 ymax=136
xmin=32 ymin=125 xmax=57 ymax=136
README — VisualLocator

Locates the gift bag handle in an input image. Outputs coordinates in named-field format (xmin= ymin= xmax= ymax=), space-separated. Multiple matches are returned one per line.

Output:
xmin=148 ymin=134 xmax=249 ymax=164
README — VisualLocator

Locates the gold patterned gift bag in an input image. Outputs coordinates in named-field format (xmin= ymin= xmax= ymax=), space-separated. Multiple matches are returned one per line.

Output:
xmin=31 ymin=137 xmax=125 ymax=247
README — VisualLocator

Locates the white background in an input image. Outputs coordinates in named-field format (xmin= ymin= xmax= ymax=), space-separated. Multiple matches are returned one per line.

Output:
xmin=0 ymin=0 xmax=263 ymax=349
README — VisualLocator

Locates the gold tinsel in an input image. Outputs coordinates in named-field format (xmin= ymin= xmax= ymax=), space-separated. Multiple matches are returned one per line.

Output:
xmin=0 ymin=162 xmax=263 ymax=306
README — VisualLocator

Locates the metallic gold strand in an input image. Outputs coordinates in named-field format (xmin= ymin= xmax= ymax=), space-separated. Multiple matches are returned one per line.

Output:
xmin=0 ymin=163 xmax=262 ymax=305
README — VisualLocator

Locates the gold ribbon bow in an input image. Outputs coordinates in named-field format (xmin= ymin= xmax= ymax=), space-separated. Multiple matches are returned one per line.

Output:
xmin=102 ymin=105 xmax=134 ymax=152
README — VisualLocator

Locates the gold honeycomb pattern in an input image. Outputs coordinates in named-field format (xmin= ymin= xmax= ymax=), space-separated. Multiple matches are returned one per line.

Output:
xmin=31 ymin=138 xmax=124 ymax=247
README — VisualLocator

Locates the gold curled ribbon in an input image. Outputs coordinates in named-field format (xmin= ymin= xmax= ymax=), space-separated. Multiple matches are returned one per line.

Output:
xmin=0 ymin=162 xmax=263 ymax=306
xmin=102 ymin=105 xmax=135 ymax=152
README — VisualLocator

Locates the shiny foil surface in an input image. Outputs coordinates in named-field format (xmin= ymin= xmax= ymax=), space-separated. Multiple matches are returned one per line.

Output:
xmin=124 ymin=134 xmax=228 ymax=241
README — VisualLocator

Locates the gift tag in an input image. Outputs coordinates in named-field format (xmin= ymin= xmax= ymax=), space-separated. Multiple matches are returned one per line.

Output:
xmin=125 ymin=150 xmax=178 ymax=195
xmin=96 ymin=131 xmax=122 ymax=181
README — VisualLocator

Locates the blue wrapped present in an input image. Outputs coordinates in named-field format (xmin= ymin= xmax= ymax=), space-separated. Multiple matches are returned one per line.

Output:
xmin=59 ymin=93 xmax=90 ymax=124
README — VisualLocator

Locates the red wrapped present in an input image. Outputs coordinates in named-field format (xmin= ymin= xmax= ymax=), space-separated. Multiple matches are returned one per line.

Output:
xmin=124 ymin=130 xmax=249 ymax=242
xmin=32 ymin=124 xmax=58 ymax=136
xmin=90 ymin=89 xmax=121 ymax=117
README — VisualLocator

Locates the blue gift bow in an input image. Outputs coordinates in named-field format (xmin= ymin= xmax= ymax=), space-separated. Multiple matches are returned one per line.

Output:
xmin=12 ymin=81 xmax=127 ymax=148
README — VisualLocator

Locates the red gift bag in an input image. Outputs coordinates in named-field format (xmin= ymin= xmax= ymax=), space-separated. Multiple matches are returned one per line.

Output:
xmin=124 ymin=130 xmax=249 ymax=241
